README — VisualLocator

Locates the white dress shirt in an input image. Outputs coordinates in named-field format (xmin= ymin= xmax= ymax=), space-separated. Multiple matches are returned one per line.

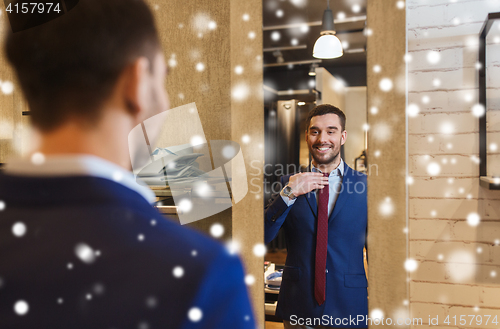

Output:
xmin=4 ymin=154 xmax=156 ymax=204
xmin=280 ymin=158 xmax=344 ymax=216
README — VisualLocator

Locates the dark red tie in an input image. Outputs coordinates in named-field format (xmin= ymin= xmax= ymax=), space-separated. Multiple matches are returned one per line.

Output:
xmin=315 ymin=172 xmax=329 ymax=305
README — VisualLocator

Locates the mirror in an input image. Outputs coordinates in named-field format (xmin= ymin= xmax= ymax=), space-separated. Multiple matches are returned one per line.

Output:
xmin=261 ymin=0 xmax=369 ymax=327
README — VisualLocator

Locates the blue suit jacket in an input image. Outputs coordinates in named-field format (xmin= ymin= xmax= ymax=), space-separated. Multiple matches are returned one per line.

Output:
xmin=265 ymin=163 xmax=368 ymax=327
xmin=0 ymin=173 xmax=254 ymax=329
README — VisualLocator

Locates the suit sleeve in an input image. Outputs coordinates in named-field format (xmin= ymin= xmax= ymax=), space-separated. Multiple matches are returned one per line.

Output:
xmin=264 ymin=176 xmax=294 ymax=244
xmin=181 ymin=251 xmax=255 ymax=329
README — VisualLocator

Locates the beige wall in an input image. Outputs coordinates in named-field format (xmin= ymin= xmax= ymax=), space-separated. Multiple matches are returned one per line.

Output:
xmin=344 ymin=86 xmax=367 ymax=168
xmin=407 ymin=0 xmax=500 ymax=327
xmin=315 ymin=66 xmax=345 ymax=110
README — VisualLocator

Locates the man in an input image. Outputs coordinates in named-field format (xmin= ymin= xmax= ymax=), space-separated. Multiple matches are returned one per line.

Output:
xmin=0 ymin=1 xmax=254 ymax=328
xmin=265 ymin=104 xmax=368 ymax=329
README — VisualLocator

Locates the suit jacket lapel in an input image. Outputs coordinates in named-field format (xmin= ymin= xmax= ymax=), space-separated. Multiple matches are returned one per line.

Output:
xmin=329 ymin=162 xmax=352 ymax=221
xmin=304 ymin=165 xmax=318 ymax=217
xmin=305 ymin=190 xmax=318 ymax=217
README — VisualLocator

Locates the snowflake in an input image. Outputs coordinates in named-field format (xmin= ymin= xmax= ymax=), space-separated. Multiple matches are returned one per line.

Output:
xmin=245 ymin=274 xmax=255 ymax=285
xmin=446 ymin=251 xmax=476 ymax=282
xmin=241 ymin=134 xmax=251 ymax=144
xmin=146 ymin=296 xmax=158 ymax=308
xmin=404 ymin=258 xmax=418 ymax=272
xmin=407 ymin=104 xmax=419 ymax=117
xmin=471 ymin=104 xmax=485 ymax=117
xmin=226 ymin=240 xmax=241 ymax=255
xmin=466 ymin=213 xmax=480 ymax=227
xmin=427 ymin=51 xmax=441 ymax=64
xmin=271 ymin=31 xmax=280 ymax=41
xmin=190 ymin=135 xmax=204 ymax=146
xmin=1 ymin=81 xmax=14 ymax=94
xmin=232 ymin=83 xmax=250 ymax=101
xmin=195 ymin=62 xmax=205 ymax=72
xmin=253 ymin=243 xmax=266 ymax=257
xmin=173 ymin=266 xmax=184 ymax=278
xmin=379 ymin=197 xmax=394 ymax=216
xmin=14 ymin=300 xmax=29 ymax=315
xmin=379 ymin=78 xmax=393 ymax=92
xmin=210 ymin=223 xmax=224 ymax=238
xmin=234 ymin=65 xmax=244 ymax=75
xmin=370 ymin=308 xmax=384 ymax=320
xmin=12 ymin=222 xmax=27 ymax=237
xmin=440 ymin=122 xmax=454 ymax=134
xmin=75 ymin=243 xmax=96 ymax=264
xmin=112 ymin=171 xmax=123 ymax=182
xmin=188 ymin=307 xmax=203 ymax=322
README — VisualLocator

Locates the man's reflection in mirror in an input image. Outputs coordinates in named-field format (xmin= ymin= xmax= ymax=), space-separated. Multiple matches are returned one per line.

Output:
xmin=265 ymin=105 xmax=368 ymax=329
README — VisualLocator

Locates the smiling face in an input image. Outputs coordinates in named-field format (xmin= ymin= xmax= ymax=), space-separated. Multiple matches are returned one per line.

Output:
xmin=306 ymin=113 xmax=347 ymax=168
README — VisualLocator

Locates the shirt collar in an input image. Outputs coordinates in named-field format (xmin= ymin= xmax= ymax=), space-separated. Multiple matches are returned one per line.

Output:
xmin=4 ymin=154 xmax=156 ymax=204
xmin=311 ymin=158 xmax=344 ymax=177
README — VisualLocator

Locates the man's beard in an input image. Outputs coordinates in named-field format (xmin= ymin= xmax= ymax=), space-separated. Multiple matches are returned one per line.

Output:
xmin=309 ymin=144 xmax=341 ymax=165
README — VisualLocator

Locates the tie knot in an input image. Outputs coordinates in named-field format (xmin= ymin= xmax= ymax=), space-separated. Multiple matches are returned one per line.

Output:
xmin=323 ymin=173 xmax=329 ymax=177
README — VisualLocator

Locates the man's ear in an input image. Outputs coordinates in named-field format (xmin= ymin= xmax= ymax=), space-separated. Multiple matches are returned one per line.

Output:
xmin=341 ymin=130 xmax=347 ymax=145
xmin=122 ymin=57 xmax=150 ymax=120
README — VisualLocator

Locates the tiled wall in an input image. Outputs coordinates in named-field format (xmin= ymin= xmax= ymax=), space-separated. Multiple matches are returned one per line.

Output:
xmin=407 ymin=0 xmax=500 ymax=327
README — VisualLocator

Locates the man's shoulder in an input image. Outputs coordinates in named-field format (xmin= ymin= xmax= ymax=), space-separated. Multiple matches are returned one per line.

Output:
xmin=0 ymin=172 xmax=229 ymax=266
xmin=344 ymin=164 xmax=367 ymax=180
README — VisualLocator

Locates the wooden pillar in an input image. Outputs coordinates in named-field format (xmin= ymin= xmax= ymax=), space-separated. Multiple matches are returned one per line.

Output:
xmin=366 ymin=1 xmax=408 ymax=328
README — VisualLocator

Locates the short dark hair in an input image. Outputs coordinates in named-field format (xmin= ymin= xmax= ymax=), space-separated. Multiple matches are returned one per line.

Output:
xmin=306 ymin=104 xmax=346 ymax=131
xmin=4 ymin=0 xmax=161 ymax=132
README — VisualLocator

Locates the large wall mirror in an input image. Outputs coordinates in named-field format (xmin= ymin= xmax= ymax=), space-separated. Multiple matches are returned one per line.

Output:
xmin=261 ymin=0 xmax=370 ymax=327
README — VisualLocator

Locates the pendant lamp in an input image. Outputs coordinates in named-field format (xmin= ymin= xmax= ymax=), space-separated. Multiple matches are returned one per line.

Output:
xmin=313 ymin=0 xmax=343 ymax=59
